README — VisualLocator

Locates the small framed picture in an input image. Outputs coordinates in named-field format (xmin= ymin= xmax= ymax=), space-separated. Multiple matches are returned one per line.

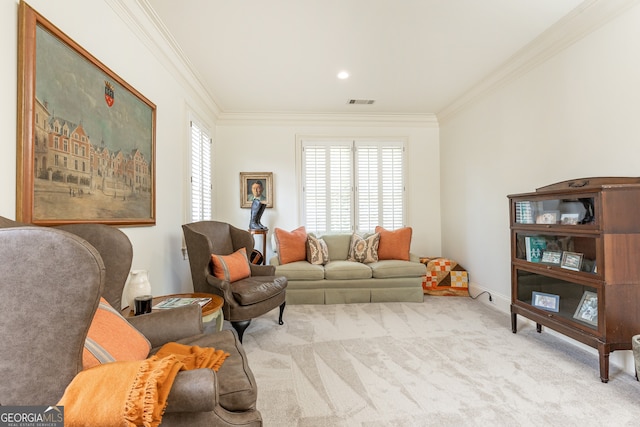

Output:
xmin=560 ymin=213 xmax=580 ymax=225
xmin=573 ymin=291 xmax=598 ymax=326
xmin=541 ymin=250 xmax=562 ymax=265
xmin=560 ymin=251 xmax=583 ymax=271
xmin=536 ymin=211 xmax=559 ymax=224
xmin=240 ymin=172 xmax=273 ymax=208
xmin=531 ymin=291 xmax=560 ymax=312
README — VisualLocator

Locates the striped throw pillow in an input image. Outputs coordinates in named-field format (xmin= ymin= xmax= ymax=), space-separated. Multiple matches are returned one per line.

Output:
xmin=211 ymin=247 xmax=251 ymax=282
xmin=83 ymin=297 xmax=151 ymax=369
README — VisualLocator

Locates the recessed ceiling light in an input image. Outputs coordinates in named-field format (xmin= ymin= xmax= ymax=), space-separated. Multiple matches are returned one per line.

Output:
xmin=337 ymin=71 xmax=349 ymax=80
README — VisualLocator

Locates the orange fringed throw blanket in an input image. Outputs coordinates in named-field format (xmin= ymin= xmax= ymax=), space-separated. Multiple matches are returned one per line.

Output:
xmin=58 ymin=343 xmax=230 ymax=427
xmin=155 ymin=342 xmax=229 ymax=372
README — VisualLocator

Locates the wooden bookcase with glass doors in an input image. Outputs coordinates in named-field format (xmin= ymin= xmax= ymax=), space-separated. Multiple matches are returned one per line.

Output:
xmin=508 ymin=177 xmax=640 ymax=382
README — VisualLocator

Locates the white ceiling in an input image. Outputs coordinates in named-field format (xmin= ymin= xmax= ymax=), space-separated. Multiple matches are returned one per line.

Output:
xmin=145 ymin=0 xmax=586 ymax=116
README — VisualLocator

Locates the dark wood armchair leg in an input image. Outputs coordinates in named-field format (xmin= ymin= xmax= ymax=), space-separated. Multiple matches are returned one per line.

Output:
xmin=278 ymin=301 xmax=286 ymax=325
xmin=231 ymin=320 xmax=251 ymax=343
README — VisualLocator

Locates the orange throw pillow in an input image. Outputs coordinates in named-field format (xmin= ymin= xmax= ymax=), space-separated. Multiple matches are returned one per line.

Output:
xmin=275 ymin=226 xmax=307 ymax=264
xmin=211 ymin=247 xmax=251 ymax=282
xmin=83 ymin=297 xmax=151 ymax=369
xmin=375 ymin=226 xmax=412 ymax=261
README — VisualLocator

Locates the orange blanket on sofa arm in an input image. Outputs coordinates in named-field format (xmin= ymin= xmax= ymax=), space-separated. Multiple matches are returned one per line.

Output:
xmin=58 ymin=343 xmax=230 ymax=427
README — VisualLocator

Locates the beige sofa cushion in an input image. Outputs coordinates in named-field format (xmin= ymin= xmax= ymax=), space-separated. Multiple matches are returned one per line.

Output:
xmin=369 ymin=260 xmax=426 ymax=279
xmin=321 ymin=234 xmax=352 ymax=260
xmin=324 ymin=260 xmax=372 ymax=280
xmin=273 ymin=260 xmax=324 ymax=281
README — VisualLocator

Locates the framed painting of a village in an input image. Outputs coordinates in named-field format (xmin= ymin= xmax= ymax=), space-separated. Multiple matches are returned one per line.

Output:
xmin=16 ymin=2 xmax=156 ymax=226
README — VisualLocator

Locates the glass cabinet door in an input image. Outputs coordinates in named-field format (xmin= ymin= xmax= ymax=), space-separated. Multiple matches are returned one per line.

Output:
xmin=513 ymin=196 xmax=596 ymax=226
xmin=515 ymin=269 xmax=600 ymax=332
xmin=514 ymin=232 xmax=598 ymax=275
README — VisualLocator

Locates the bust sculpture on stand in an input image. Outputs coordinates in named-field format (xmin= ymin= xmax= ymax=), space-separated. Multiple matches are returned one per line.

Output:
xmin=249 ymin=198 xmax=267 ymax=231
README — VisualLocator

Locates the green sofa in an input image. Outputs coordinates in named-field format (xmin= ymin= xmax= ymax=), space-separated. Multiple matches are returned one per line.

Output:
xmin=270 ymin=233 xmax=426 ymax=304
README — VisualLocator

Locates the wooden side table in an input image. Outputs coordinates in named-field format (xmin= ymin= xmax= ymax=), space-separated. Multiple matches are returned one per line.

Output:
xmin=122 ymin=292 xmax=225 ymax=331
xmin=249 ymin=228 xmax=268 ymax=265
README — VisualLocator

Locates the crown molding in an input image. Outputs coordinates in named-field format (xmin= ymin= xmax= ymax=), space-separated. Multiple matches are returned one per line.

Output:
xmin=106 ymin=0 xmax=221 ymax=119
xmin=215 ymin=111 xmax=438 ymax=127
xmin=437 ymin=0 xmax=640 ymax=124
xmin=109 ymin=1 xmax=436 ymax=128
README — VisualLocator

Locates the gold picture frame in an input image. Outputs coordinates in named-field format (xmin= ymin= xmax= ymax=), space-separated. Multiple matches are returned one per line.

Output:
xmin=560 ymin=251 xmax=583 ymax=271
xmin=17 ymin=2 xmax=156 ymax=226
xmin=240 ymin=172 xmax=273 ymax=208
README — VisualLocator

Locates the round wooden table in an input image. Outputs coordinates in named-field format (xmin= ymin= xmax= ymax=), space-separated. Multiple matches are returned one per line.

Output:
xmin=122 ymin=292 xmax=224 ymax=331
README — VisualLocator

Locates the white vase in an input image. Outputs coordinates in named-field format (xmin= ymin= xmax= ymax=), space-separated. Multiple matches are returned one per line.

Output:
xmin=127 ymin=269 xmax=151 ymax=309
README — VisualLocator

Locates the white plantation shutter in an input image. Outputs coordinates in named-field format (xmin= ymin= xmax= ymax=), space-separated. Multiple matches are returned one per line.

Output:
xmin=190 ymin=120 xmax=212 ymax=222
xmin=355 ymin=142 xmax=405 ymax=232
xmin=302 ymin=141 xmax=353 ymax=234
xmin=379 ymin=144 xmax=404 ymax=229
xmin=329 ymin=145 xmax=353 ymax=232
xmin=355 ymin=145 xmax=379 ymax=232
xmin=302 ymin=145 xmax=327 ymax=232
xmin=302 ymin=139 xmax=405 ymax=234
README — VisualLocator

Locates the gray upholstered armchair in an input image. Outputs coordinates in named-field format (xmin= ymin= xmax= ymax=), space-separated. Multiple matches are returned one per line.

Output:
xmin=0 ymin=226 xmax=105 ymax=406
xmin=182 ymin=221 xmax=287 ymax=342
xmin=57 ymin=223 xmax=262 ymax=426
xmin=0 ymin=219 xmax=262 ymax=426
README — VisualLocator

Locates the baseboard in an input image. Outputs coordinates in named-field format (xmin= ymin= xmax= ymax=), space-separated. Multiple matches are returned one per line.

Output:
xmin=468 ymin=281 xmax=637 ymax=379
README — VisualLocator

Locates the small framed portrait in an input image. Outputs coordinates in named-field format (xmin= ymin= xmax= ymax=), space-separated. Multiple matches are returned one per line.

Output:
xmin=240 ymin=172 xmax=273 ymax=208
xmin=573 ymin=291 xmax=598 ymax=326
xmin=541 ymin=250 xmax=562 ymax=265
xmin=531 ymin=291 xmax=560 ymax=312
xmin=536 ymin=211 xmax=559 ymax=224
xmin=560 ymin=213 xmax=580 ymax=225
xmin=560 ymin=251 xmax=583 ymax=271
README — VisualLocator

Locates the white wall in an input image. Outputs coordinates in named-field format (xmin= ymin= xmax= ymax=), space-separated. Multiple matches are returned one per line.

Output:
xmin=214 ymin=119 xmax=442 ymax=262
xmin=0 ymin=1 xmax=18 ymax=214
xmin=440 ymin=3 xmax=640 ymax=374
xmin=0 ymin=0 xmax=218 ymax=300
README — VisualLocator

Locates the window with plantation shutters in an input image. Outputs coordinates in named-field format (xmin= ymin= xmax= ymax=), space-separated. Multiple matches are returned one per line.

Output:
xmin=302 ymin=141 xmax=353 ymax=234
xmin=301 ymin=139 xmax=405 ymax=234
xmin=189 ymin=120 xmax=212 ymax=222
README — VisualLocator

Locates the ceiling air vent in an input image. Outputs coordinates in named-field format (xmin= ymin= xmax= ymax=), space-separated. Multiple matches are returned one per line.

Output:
xmin=347 ymin=99 xmax=375 ymax=105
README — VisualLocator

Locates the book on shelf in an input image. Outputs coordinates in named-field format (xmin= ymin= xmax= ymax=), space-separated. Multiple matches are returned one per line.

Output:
xmin=153 ymin=297 xmax=212 ymax=310
xmin=515 ymin=201 xmax=534 ymax=224
xmin=525 ymin=236 xmax=547 ymax=263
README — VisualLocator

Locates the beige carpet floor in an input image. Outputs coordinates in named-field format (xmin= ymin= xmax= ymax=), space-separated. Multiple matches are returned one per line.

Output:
xmin=240 ymin=297 xmax=640 ymax=426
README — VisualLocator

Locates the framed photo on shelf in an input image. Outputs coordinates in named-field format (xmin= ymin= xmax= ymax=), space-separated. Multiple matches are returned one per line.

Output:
xmin=573 ymin=291 xmax=598 ymax=326
xmin=531 ymin=291 xmax=560 ymax=312
xmin=560 ymin=213 xmax=580 ymax=225
xmin=560 ymin=251 xmax=583 ymax=271
xmin=536 ymin=210 xmax=559 ymax=224
xmin=541 ymin=250 xmax=562 ymax=265
xmin=240 ymin=172 xmax=273 ymax=208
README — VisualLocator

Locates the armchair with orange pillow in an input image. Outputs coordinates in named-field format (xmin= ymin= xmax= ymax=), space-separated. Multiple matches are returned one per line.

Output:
xmin=182 ymin=221 xmax=288 ymax=342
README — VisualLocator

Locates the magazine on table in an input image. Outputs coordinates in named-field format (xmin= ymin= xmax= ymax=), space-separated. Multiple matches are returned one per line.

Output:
xmin=153 ymin=297 xmax=211 ymax=309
